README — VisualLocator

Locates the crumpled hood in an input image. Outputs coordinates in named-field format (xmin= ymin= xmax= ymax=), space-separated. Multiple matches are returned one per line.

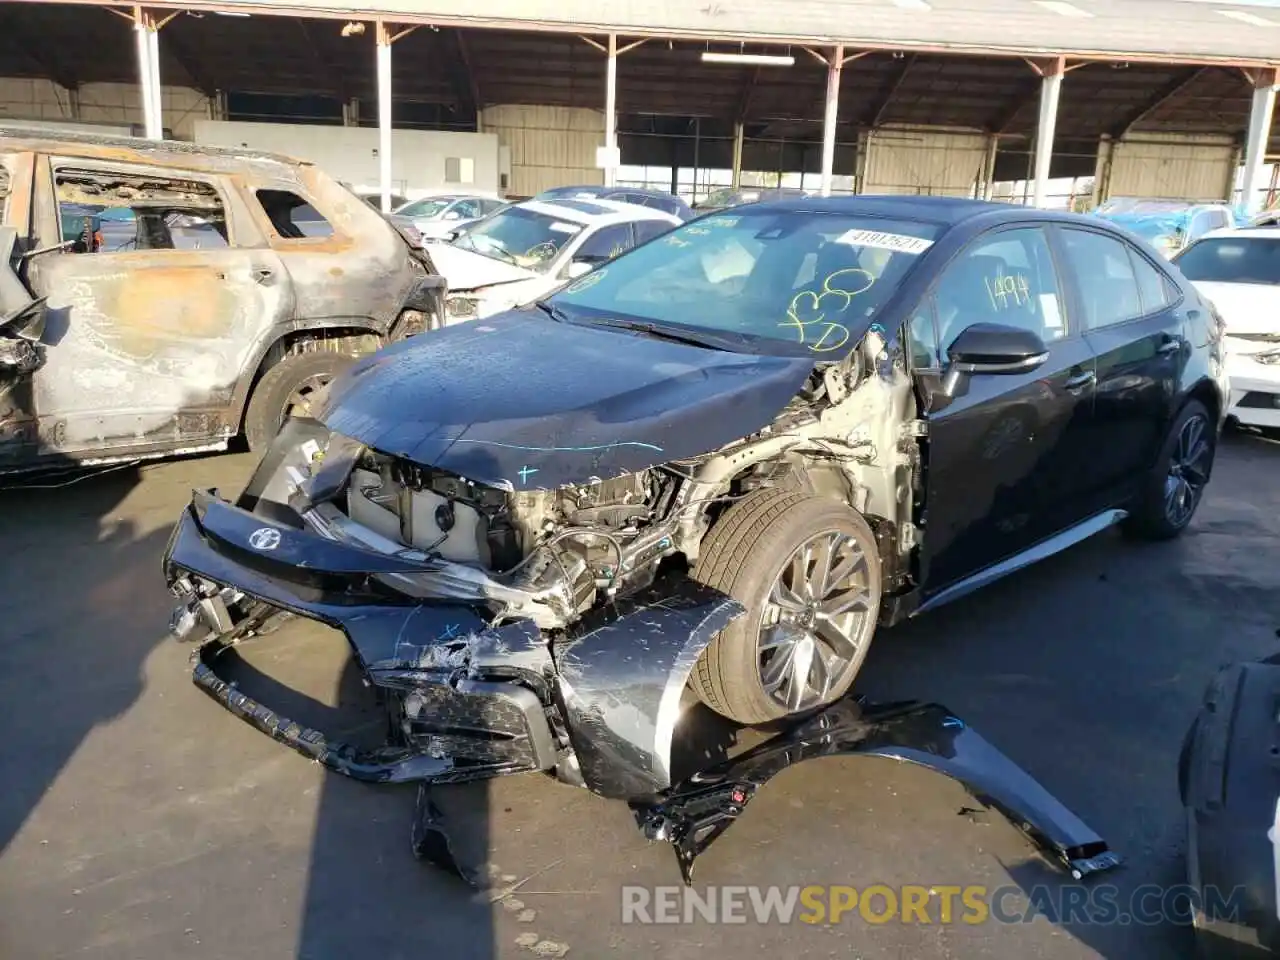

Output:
xmin=426 ymin=241 xmax=539 ymax=292
xmin=1190 ymin=281 xmax=1280 ymax=337
xmin=314 ymin=308 xmax=816 ymax=489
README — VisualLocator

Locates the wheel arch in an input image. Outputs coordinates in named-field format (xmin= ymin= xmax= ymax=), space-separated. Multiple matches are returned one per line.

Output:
xmin=229 ymin=320 xmax=386 ymax=433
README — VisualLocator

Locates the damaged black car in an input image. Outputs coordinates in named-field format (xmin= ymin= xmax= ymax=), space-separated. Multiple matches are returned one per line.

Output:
xmin=164 ymin=196 xmax=1228 ymax=808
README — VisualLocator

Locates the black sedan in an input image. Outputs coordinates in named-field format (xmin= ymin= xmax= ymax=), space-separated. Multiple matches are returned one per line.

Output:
xmin=163 ymin=196 xmax=1228 ymax=803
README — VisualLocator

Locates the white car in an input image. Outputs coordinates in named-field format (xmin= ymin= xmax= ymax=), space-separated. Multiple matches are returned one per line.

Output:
xmin=1174 ymin=226 xmax=1280 ymax=428
xmin=433 ymin=198 xmax=681 ymax=322
xmin=393 ymin=194 xmax=508 ymax=241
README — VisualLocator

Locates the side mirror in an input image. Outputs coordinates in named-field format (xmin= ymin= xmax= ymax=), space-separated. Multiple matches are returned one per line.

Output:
xmin=941 ymin=322 xmax=1048 ymax=397
xmin=566 ymin=260 xmax=594 ymax=279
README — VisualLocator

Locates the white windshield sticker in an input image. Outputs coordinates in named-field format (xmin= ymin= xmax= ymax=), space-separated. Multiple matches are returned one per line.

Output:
xmin=835 ymin=229 xmax=934 ymax=255
xmin=548 ymin=221 xmax=582 ymax=234
xmin=702 ymin=216 xmax=740 ymax=228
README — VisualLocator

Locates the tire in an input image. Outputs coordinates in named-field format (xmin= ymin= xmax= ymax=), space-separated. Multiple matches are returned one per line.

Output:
xmin=243 ymin=352 xmax=354 ymax=452
xmin=1124 ymin=399 xmax=1216 ymax=541
xmin=690 ymin=489 xmax=882 ymax=725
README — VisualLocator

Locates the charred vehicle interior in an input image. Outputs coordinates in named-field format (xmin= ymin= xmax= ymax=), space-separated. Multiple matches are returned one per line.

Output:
xmin=0 ymin=128 xmax=445 ymax=472
xmin=164 ymin=196 xmax=1226 ymax=880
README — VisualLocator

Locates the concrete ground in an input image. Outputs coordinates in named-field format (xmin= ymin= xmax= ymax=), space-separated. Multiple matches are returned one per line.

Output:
xmin=1 ymin=433 xmax=1278 ymax=960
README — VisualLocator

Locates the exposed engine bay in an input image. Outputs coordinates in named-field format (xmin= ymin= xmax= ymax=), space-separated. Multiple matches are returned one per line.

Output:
xmin=291 ymin=327 xmax=919 ymax=632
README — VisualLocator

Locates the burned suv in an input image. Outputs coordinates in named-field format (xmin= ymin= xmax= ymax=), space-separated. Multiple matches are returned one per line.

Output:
xmin=0 ymin=127 xmax=443 ymax=471
xmin=165 ymin=196 xmax=1227 ymax=801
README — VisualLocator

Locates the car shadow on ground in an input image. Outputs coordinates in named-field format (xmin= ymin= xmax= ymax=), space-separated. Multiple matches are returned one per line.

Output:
xmin=0 ymin=461 xmax=162 ymax=856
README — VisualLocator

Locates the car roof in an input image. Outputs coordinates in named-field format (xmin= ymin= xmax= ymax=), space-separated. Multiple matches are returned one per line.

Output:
xmin=1201 ymin=227 xmax=1280 ymax=241
xmin=515 ymin=197 xmax=680 ymax=224
xmin=725 ymin=194 xmax=1063 ymax=227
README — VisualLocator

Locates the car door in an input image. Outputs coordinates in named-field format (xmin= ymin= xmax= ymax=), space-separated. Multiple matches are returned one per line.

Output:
xmin=1054 ymin=224 xmax=1185 ymax=508
xmin=24 ymin=154 xmax=292 ymax=457
xmin=914 ymin=223 xmax=1099 ymax=592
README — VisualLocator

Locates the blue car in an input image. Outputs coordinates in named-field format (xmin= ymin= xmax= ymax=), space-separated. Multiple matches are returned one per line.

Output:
xmin=1093 ymin=197 xmax=1236 ymax=259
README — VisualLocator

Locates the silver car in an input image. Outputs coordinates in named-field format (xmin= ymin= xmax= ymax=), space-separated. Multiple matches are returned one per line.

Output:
xmin=394 ymin=194 xmax=508 ymax=240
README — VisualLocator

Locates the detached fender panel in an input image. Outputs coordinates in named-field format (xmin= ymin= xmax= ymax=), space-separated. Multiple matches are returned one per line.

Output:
xmin=634 ymin=699 xmax=1121 ymax=885
xmin=554 ymin=581 xmax=747 ymax=800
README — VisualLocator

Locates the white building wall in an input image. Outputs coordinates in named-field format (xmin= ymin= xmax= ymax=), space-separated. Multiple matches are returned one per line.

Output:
xmin=193 ymin=119 xmax=501 ymax=198
xmin=1103 ymin=132 xmax=1237 ymax=201
xmin=862 ymin=126 xmax=988 ymax=196
xmin=480 ymin=104 xmax=603 ymax=197
xmin=0 ymin=77 xmax=210 ymax=139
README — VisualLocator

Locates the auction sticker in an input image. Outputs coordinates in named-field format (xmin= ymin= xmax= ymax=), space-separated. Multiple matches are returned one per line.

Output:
xmin=835 ymin=229 xmax=934 ymax=254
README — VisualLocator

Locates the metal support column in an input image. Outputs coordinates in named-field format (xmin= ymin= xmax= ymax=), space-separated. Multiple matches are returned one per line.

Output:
xmin=820 ymin=45 xmax=843 ymax=197
xmin=981 ymin=134 xmax=998 ymax=200
xmin=604 ymin=34 xmax=618 ymax=187
xmin=376 ymin=21 xmax=393 ymax=213
xmin=147 ymin=24 xmax=163 ymax=136
xmin=1031 ymin=57 xmax=1065 ymax=209
xmin=731 ymin=121 xmax=744 ymax=190
xmin=133 ymin=8 xmax=161 ymax=140
xmin=1241 ymin=68 xmax=1278 ymax=216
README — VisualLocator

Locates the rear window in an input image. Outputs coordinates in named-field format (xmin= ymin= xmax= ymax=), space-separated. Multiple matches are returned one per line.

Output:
xmin=256 ymin=189 xmax=333 ymax=239
xmin=1175 ymin=237 xmax=1280 ymax=285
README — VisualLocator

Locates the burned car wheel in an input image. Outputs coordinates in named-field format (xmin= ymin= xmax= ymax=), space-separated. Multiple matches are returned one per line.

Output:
xmin=244 ymin=352 xmax=354 ymax=452
xmin=1125 ymin=399 xmax=1215 ymax=541
xmin=691 ymin=489 xmax=881 ymax=725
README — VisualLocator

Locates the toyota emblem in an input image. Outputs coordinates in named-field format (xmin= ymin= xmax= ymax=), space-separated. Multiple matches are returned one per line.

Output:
xmin=248 ymin=526 xmax=282 ymax=551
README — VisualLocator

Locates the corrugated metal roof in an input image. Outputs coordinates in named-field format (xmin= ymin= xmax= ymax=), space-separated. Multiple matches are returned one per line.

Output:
xmin=59 ymin=0 xmax=1280 ymax=66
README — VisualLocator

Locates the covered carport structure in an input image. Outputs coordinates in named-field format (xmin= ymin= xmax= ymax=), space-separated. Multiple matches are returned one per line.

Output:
xmin=2 ymin=0 xmax=1279 ymax=213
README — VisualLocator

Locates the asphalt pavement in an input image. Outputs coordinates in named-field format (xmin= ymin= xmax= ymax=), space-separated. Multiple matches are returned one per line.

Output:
xmin=2 ymin=432 xmax=1278 ymax=959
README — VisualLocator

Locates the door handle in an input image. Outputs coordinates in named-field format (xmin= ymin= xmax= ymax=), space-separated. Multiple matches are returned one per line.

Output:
xmin=1064 ymin=370 xmax=1095 ymax=392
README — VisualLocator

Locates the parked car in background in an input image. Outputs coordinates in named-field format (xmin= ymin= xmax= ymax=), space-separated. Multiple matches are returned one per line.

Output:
xmin=434 ymin=196 xmax=680 ymax=321
xmin=534 ymin=185 xmax=693 ymax=221
xmin=166 ymin=197 xmax=1227 ymax=798
xmin=0 ymin=127 xmax=446 ymax=471
xmin=1174 ymin=226 xmax=1280 ymax=430
xmin=394 ymin=194 xmax=508 ymax=240
xmin=696 ymin=186 xmax=814 ymax=213
xmin=1094 ymin=197 xmax=1235 ymax=259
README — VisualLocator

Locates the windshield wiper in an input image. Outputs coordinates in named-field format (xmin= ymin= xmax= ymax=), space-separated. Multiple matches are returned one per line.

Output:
xmin=533 ymin=301 xmax=569 ymax=322
xmin=582 ymin=316 xmax=736 ymax=351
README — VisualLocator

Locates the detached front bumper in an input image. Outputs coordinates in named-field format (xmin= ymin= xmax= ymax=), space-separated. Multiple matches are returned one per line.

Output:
xmin=163 ymin=479 xmax=744 ymax=797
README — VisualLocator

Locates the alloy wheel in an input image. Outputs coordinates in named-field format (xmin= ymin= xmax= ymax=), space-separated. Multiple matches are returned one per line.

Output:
xmin=757 ymin=530 xmax=875 ymax=712
xmin=1164 ymin=413 xmax=1211 ymax=529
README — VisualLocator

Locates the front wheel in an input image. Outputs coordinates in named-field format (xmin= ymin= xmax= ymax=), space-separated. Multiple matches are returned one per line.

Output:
xmin=690 ymin=489 xmax=882 ymax=725
xmin=243 ymin=352 xmax=354 ymax=452
xmin=1124 ymin=399 xmax=1216 ymax=540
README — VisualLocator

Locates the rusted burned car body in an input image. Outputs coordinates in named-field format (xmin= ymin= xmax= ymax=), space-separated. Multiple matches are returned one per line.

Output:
xmin=0 ymin=127 xmax=443 ymax=471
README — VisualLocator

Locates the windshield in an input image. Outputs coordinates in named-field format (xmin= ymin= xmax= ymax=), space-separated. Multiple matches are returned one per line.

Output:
xmin=397 ymin=198 xmax=454 ymax=219
xmin=452 ymin=206 xmax=584 ymax=271
xmin=1176 ymin=237 xmax=1280 ymax=285
xmin=548 ymin=210 xmax=940 ymax=356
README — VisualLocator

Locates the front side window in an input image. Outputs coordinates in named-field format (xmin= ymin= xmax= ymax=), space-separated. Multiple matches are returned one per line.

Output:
xmin=1175 ymin=237 xmax=1280 ymax=286
xmin=933 ymin=226 xmax=1066 ymax=353
xmin=573 ymin=223 xmax=632 ymax=264
xmin=452 ymin=205 xmax=584 ymax=272
xmin=55 ymin=167 xmax=229 ymax=253
xmin=1058 ymin=228 xmax=1143 ymax=329
xmin=550 ymin=210 xmax=940 ymax=356
xmin=633 ymin=219 xmax=674 ymax=244
xmin=398 ymin=197 xmax=452 ymax=219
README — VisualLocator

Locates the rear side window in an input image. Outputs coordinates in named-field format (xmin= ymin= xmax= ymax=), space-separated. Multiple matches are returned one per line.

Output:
xmin=1129 ymin=250 xmax=1177 ymax=313
xmin=257 ymin=189 xmax=333 ymax=239
xmin=1058 ymin=228 xmax=1143 ymax=330
xmin=54 ymin=166 xmax=229 ymax=253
